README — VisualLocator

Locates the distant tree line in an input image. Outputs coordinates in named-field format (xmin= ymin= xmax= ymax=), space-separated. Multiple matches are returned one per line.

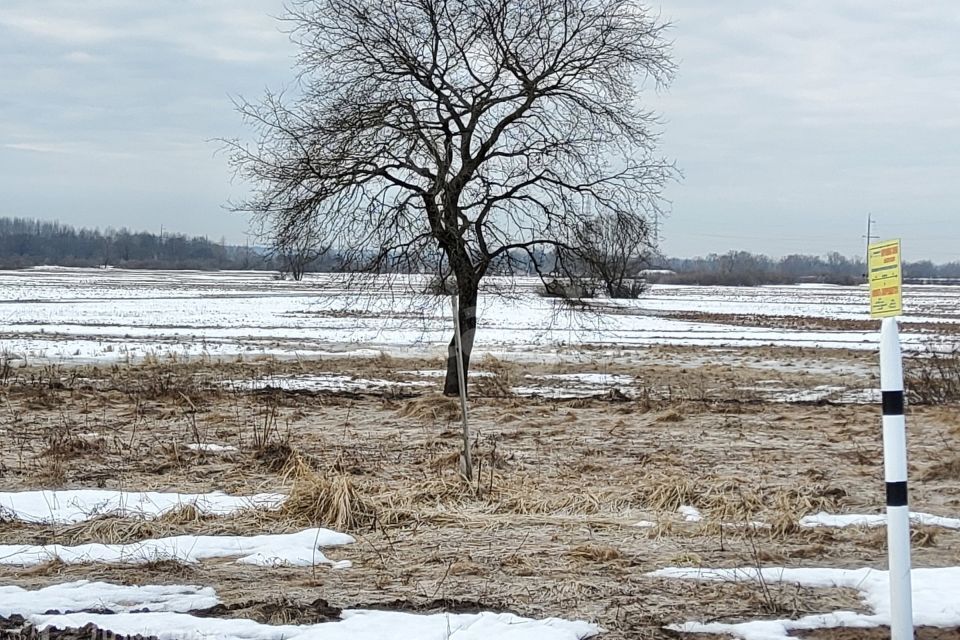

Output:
xmin=2 ymin=217 xmax=956 ymax=286
xmin=650 ymin=251 xmax=960 ymax=286
xmin=0 ymin=217 xmax=269 ymax=270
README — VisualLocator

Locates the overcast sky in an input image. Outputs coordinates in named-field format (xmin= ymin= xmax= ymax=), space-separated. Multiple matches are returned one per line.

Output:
xmin=1 ymin=1 xmax=957 ymax=261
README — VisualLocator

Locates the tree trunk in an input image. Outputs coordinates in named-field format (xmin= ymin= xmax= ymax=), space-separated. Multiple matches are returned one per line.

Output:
xmin=443 ymin=288 xmax=478 ymax=397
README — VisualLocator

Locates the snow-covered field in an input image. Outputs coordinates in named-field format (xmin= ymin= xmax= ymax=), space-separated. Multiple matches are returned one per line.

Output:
xmin=1 ymin=267 xmax=958 ymax=365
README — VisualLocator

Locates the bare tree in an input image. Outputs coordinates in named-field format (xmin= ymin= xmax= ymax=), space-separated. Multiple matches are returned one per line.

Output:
xmin=569 ymin=211 xmax=654 ymax=298
xmin=272 ymin=223 xmax=328 ymax=281
xmin=228 ymin=0 xmax=674 ymax=395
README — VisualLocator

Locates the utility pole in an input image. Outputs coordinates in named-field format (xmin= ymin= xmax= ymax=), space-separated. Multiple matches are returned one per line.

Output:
xmin=863 ymin=214 xmax=879 ymax=258
xmin=863 ymin=214 xmax=879 ymax=280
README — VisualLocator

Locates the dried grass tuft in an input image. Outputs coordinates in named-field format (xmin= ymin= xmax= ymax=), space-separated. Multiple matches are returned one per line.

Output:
xmin=654 ymin=408 xmax=684 ymax=423
xmin=919 ymin=455 xmax=960 ymax=481
xmin=569 ymin=544 xmax=623 ymax=563
xmin=397 ymin=394 xmax=462 ymax=421
xmin=158 ymin=504 xmax=204 ymax=525
xmin=62 ymin=517 xmax=162 ymax=545
xmin=21 ymin=558 xmax=70 ymax=576
xmin=863 ymin=523 xmax=940 ymax=549
xmin=275 ymin=464 xmax=380 ymax=531
xmin=633 ymin=469 xmax=847 ymax=537
xmin=632 ymin=470 xmax=700 ymax=512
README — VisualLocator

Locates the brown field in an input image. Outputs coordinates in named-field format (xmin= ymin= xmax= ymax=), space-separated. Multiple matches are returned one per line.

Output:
xmin=1 ymin=345 xmax=958 ymax=639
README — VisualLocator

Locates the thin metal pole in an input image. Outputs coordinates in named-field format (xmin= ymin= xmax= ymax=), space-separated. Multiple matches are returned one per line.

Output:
xmin=880 ymin=317 xmax=913 ymax=640
xmin=451 ymin=295 xmax=473 ymax=482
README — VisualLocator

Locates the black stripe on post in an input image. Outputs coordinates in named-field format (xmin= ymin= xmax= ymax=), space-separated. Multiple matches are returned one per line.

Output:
xmin=882 ymin=390 xmax=905 ymax=416
xmin=886 ymin=481 xmax=909 ymax=507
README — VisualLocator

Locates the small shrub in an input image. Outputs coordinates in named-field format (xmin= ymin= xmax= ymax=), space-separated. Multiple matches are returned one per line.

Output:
xmin=607 ymin=278 xmax=646 ymax=299
xmin=906 ymin=345 xmax=960 ymax=404
xmin=539 ymin=278 xmax=598 ymax=299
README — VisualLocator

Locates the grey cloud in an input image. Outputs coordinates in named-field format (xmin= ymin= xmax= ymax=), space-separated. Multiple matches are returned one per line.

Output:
xmin=651 ymin=1 xmax=960 ymax=259
xmin=0 ymin=1 xmax=957 ymax=260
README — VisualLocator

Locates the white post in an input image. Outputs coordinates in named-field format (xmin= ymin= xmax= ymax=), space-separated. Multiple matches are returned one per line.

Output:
xmin=880 ymin=317 xmax=913 ymax=640
xmin=451 ymin=295 xmax=473 ymax=482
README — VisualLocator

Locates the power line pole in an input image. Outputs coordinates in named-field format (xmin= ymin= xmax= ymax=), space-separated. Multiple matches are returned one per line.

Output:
xmin=862 ymin=214 xmax=879 ymax=281
xmin=863 ymin=214 xmax=879 ymax=258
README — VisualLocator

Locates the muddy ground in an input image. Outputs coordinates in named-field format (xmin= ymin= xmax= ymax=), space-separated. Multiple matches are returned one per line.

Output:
xmin=0 ymin=345 xmax=958 ymax=639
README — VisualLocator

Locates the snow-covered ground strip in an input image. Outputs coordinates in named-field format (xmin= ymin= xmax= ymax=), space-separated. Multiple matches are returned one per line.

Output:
xmin=638 ymin=283 xmax=960 ymax=323
xmin=402 ymin=369 xmax=496 ymax=378
xmin=32 ymin=609 xmax=599 ymax=640
xmin=222 ymin=374 xmax=434 ymax=392
xmin=650 ymin=566 xmax=960 ymax=639
xmin=510 ymin=372 xmax=637 ymax=398
xmin=2 ymin=579 xmax=599 ymax=640
xmin=801 ymin=511 xmax=960 ymax=530
xmin=0 ymin=528 xmax=354 ymax=567
xmin=678 ymin=506 xmax=703 ymax=522
xmin=510 ymin=386 xmax=621 ymax=399
xmin=1 ymin=268 xmax=956 ymax=365
xmin=0 ymin=489 xmax=286 ymax=524
xmin=536 ymin=373 xmax=635 ymax=385
xmin=0 ymin=581 xmax=219 ymax=616
xmin=185 ymin=443 xmax=238 ymax=453
xmin=736 ymin=383 xmax=881 ymax=404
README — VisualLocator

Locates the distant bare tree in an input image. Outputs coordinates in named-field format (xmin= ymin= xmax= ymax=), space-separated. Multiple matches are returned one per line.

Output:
xmin=227 ymin=0 xmax=674 ymax=395
xmin=272 ymin=223 xmax=328 ymax=281
xmin=571 ymin=211 xmax=654 ymax=298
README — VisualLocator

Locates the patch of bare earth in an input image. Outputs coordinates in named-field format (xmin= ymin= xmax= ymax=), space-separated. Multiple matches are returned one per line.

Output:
xmin=0 ymin=346 xmax=957 ymax=639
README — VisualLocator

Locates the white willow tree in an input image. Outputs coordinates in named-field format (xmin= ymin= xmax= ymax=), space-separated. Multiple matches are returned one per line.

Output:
xmin=229 ymin=0 xmax=674 ymax=395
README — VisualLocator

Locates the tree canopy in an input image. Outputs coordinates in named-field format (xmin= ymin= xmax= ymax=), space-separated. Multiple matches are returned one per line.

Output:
xmin=229 ymin=0 xmax=675 ymax=393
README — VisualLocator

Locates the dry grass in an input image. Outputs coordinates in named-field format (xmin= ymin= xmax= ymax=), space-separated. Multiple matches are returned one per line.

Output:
xmin=3 ymin=349 xmax=959 ymax=640
xmin=632 ymin=470 xmax=701 ymax=512
xmin=863 ymin=524 xmax=941 ymax=549
xmin=654 ymin=408 xmax=684 ymax=423
xmin=158 ymin=504 xmax=205 ymax=525
xmin=569 ymin=544 xmax=624 ymax=563
xmin=472 ymin=355 xmax=519 ymax=397
xmin=919 ymin=455 xmax=960 ymax=481
xmin=62 ymin=518 xmax=163 ymax=545
xmin=397 ymin=394 xmax=462 ymax=421
xmin=490 ymin=484 xmax=632 ymax=517
xmin=633 ymin=469 xmax=848 ymax=537
xmin=20 ymin=558 xmax=70 ymax=577
xmin=273 ymin=459 xmax=381 ymax=531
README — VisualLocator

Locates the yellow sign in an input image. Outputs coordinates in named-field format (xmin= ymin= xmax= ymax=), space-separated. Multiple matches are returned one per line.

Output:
xmin=868 ymin=239 xmax=902 ymax=318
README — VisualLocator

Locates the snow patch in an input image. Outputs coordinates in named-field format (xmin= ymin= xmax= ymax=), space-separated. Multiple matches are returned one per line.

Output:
xmin=400 ymin=369 xmax=495 ymax=378
xmin=537 ymin=373 xmax=635 ymax=385
xmin=511 ymin=372 xmax=636 ymax=399
xmin=0 ymin=528 xmax=353 ymax=567
xmin=185 ymin=443 xmax=238 ymax=453
xmin=650 ymin=566 xmax=960 ymax=639
xmin=0 ymin=489 xmax=285 ymax=524
xmin=224 ymin=374 xmax=433 ymax=392
xmin=31 ymin=609 xmax=600 ymax=640
xmin=0 ymin=581 xmax=218 ymax=617
xmin=801 ymin=511 xmax=960 ymax=530
xmin=678 ymin=506 xmax=702 ymax=522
